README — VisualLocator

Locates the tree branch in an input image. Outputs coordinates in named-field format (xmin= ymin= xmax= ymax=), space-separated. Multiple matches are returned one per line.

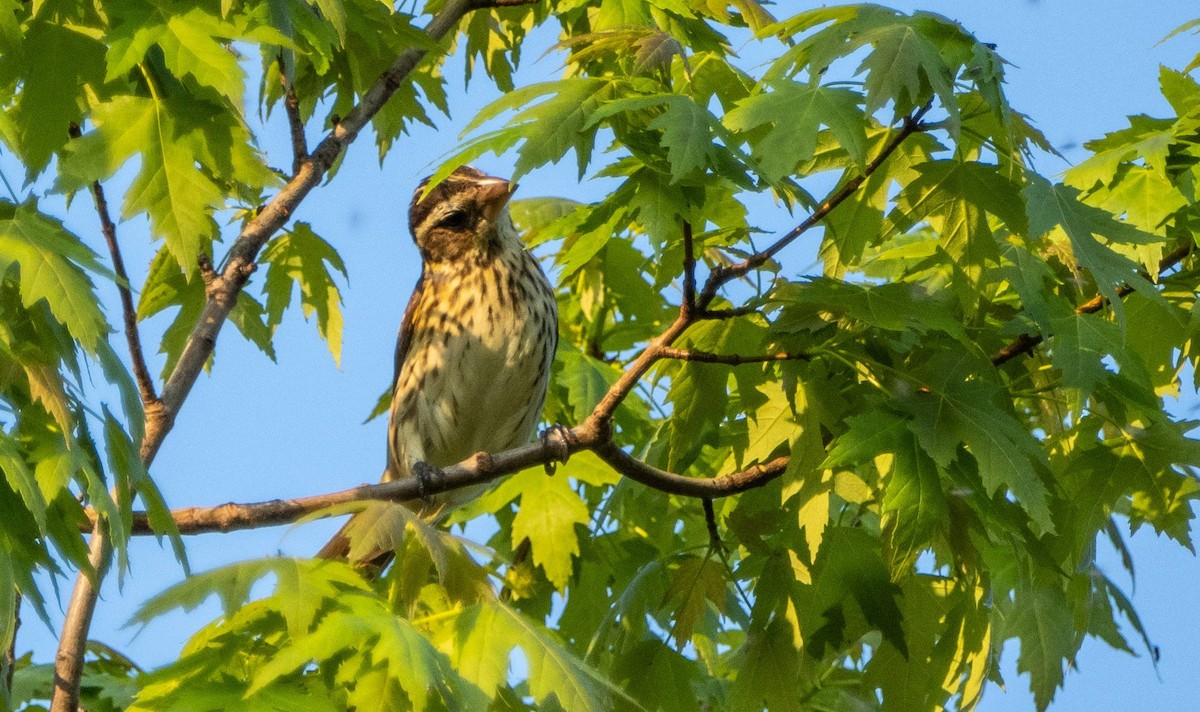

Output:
xmin=681 ymin=220 xmax=696 ymax=316
xmin=3 ymin=591 xmax=16 ymax=696
xmin=85 ymin=422 xmax=789 ymax=536
xmin=91 ymin=180 xmax=158 ymax=408
xmin=695 ymin=103 xmax=934 ymax=312
xmin=51 ymin=2 xmax=499 ymax=709
xmin=592 ymin=443 xmax=790 ymax=497
xmin=990 ymin=240 xmax=1194 ymax=366
xmin=277 ymin=53 xmax=308 ymax=177
xmin=52 ymin=532 xmax=108 ymax=711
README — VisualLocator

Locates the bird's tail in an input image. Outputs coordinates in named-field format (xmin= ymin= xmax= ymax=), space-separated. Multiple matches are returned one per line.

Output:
xmin=314 ymin=466 xmax=399 ymax=571
xmin=314 ymin=519 xmax=353 ymax=560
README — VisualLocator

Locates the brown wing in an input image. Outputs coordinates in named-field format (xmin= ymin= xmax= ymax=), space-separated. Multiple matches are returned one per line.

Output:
xmin=393 ymin=272 xmax=425 ymax=393
xmin=317 ymin=273 xmax=426 ymax=566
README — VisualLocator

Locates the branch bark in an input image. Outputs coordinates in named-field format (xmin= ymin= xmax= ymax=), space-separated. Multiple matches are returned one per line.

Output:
xmin=87 ymin=423 xmax=791 ymax=536
xmin=50 ymin=1 xmax=505 ymax=709
xmin=277 ymin=53 xmax=308 ymax=177
xmin=90 ymin=180 xmax=158 ymax=408
xmin=3 ymin=591 xmax=17 ymax=697
xmin=681 ymin=220 xmax=696 ymax=316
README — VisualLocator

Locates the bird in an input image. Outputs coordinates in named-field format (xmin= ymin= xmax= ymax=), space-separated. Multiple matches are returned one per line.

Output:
xmin=317 ymin=166 xmax=559 ymax=564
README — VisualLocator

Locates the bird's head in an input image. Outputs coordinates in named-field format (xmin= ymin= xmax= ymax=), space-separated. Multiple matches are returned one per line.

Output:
xmin=408 ymin=166 xmax=520 ymax=264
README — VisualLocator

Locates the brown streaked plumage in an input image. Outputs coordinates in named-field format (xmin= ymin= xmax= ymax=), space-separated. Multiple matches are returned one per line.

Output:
xmin=317 ymin=166 xmax=558 ymax=564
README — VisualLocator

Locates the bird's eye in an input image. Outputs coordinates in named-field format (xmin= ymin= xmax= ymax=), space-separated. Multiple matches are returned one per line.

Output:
xmin=437 ymin=210 xmax=470 ymax=230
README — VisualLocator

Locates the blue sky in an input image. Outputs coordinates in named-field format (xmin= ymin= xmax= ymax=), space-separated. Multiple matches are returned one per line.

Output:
xmin=7 ymin=1 xmax=1200 ymax=710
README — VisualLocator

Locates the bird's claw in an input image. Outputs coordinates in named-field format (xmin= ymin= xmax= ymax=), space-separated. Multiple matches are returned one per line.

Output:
xmin=412 ymin=460 xmax=441 ymax=502
xmin=540 ymin=424 xmax=573 ymax=476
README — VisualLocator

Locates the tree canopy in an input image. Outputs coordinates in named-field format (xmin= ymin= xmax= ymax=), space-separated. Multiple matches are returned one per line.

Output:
xmin=1 ymin=1 xmax=1199 ymax=711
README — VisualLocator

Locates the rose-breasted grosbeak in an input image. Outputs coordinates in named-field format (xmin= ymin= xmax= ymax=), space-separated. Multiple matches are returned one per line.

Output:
xmin=318 ymin=166 xmax=558 ymax=563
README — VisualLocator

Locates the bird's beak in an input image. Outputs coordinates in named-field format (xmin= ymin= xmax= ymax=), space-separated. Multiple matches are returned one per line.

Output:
xmin=478 ymin=178 xmax=516 ymax=222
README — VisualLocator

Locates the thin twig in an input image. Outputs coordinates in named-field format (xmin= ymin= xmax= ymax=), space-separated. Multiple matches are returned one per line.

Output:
xmin=681 ymin=220 xmax=696 ymax=316
xmin=50 ymin=2 xmax=504 ymax=709
xmin=990 ymin=241 xmax=1193 ymax=366
xmin=695 ymin=103 xmax=934 ymax=312
xmin=4 ymin=591 xmax=17 ymax=695
xmin=277 ymin=53 xmax=308 ymax=176
xmin=702 ymin=498 xmax=722 ymax=552
xmin=658 ymin=347 xmax=810 ymax=365
xmin=90 ymin=179 xmax=158 ymax=408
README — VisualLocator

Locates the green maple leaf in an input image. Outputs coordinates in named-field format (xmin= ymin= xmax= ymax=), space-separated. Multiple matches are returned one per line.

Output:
xmin=662 ymin=555 xmax=726 ymax=650
xmin=1159 ymin=65 xmax=1200 ymax=115
xmin=729 ymin=618 xmax=802 ymax=712
xmin=821 ymin=409 xmax=949 ymax=570
xmin=772 ymin=278 xmax=969 ymax=343
xmin=649 ymin=95 xmax=719 ymax=180
xmin=512 ymin=471 xmax=590 ymax=589
xmin=0 ymin=431 xmax=47 ymax=536
xmin=228 ymin=292 xmax=277 ymax=362
xmin=0 ymin=201 xmax=110 ymax=351
xmin=106 ymin=6 xmax=248 ymax=105
xmin=891 ymin=160 xmax=1027 ymax=265
xmin=883 ymin=431 xmax=949 ymax=571
xmin=431 ymin=78 xmax=621 ymax=186
xmin=1024 ymin=175 xmax=1163 ymax=324
xmin=454 ymin=601 xmax=621 ymax=711
xmin=610 ymin=640 xmax=703 ymax=712
xmin=823 ymin=409 xmax=906 ymax=468
xmin=810 ymin=526 xmax=908 ymax=657
xmin=0 ymin=21 xmax=106 ymax=177
xmin=58 ymin=96 xmax=223 ymax=271
xmin=135 ymin=247 xmax=205 ymax=378
xmin=855 ymin=21 xmax=958 ymax=130
xmin=664 ymin=362 xmax=727 ymax=471
xmin=905 ymin=352 xmax=1054 ymax=533
xmin=738 ymin=381 xmax=799 ymax=467
xmin=1048 ymin=304 xmax=1151 ymax=400
xmin=260 ymin=223 xmax=347 ymax=365
xmin=726 ymin=83 xmax=867 ymax=181
xmin=313 ymin=0 xmax=348 ymax=45
xmin=555 ymin=349 xmax=621 ymax=422
xmin=590 ymin=91 xmax=746 ymax=182
xmin=1092 ymin=165 xmax=1188 ymax=235
xmin=1010 ymin=579 xmax=1075 ymax=711
xmin=1066 ymin=116 xmax=1173 ymax=191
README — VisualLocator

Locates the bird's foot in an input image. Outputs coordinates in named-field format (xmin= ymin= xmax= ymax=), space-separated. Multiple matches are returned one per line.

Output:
xmin=412 ymin=460 xmax=442 ymax=502
xmin=540 ymin=424 xmax=573 ymax=476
